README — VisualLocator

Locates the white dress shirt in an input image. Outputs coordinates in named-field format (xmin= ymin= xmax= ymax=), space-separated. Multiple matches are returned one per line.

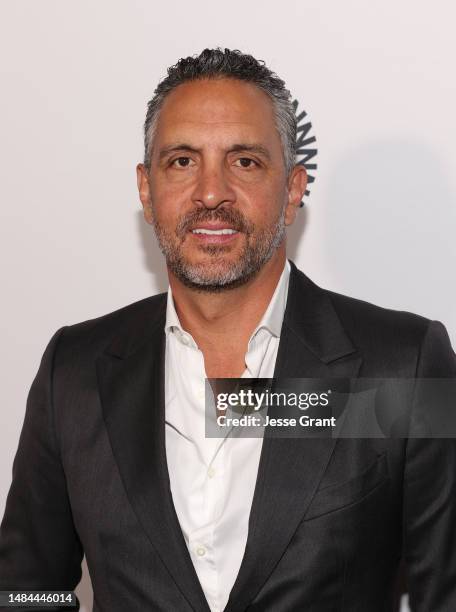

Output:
xmin=164 ymin=260 xmax=290 ymax=612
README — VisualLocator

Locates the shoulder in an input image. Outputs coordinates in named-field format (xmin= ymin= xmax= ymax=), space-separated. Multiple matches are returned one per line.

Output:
xmin=327 ymin=287 xmax=455 ymax=376
xmin=290 ymin=262 xmax=454 ymax=376
xmin=291 ymin=261 xmax=431 ymax=343
xmin=54 ymin=292 xmax=167 ymax=361
xmin=326 ymin=287 xmax=430 ymax=343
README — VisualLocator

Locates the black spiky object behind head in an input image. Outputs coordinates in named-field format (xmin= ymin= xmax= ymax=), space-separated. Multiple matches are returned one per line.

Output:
xmin=293 ymin=99 xmax=318 ymax=207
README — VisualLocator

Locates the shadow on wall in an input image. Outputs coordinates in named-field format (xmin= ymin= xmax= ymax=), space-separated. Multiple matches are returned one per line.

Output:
xmin=137 ymin=210 xmax=170 ymax=293
xmin=284 ymin=199 xmax=310 ymax=264
xmin=323 ymin=139 xmax=455 ymax=337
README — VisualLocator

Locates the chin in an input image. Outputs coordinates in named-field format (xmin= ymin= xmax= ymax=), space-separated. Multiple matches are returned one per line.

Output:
xmin=174 ymin=258 xmax=262 ymax=293
xmin=185 ymin=249 xmax=240 ymax=268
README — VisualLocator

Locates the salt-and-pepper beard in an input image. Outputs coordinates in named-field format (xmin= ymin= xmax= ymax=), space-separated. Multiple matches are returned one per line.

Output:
xmin=151 ymin=205 xmax=286 ymax=292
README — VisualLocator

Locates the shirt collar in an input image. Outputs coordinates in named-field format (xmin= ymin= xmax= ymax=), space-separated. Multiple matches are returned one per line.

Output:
xmin=248 ymin=259 xmax=290 ymax=341
xmin=165 ymin=259 xmax=291 ymax=346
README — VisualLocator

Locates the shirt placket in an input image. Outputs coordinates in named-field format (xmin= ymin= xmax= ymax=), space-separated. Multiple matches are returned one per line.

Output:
xmin=182 ymin=340 xmax=223 ymax=612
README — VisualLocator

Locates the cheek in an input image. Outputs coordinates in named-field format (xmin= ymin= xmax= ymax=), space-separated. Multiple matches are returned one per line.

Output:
xmin=239 ymin=176 xmax=287 ymax=213
xmin=150 ymin=172 xmax=191 ymax=200
xmin=243 ymin=191 xmax=286 ymax=226
xmin=151 ymin=185 xmax=189 ymax=223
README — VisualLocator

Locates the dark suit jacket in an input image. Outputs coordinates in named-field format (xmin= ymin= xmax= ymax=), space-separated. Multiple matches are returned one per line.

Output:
xmin=1 ymin=260 xmax=456 ymax=612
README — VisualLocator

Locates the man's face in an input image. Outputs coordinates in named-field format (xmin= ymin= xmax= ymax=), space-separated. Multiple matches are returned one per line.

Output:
xmin=137 ymin=78 xmax=306 ymax=291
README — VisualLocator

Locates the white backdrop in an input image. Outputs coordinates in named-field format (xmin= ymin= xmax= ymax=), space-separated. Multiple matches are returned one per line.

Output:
xmin=1 ymin=2 xmax=455 ymax=610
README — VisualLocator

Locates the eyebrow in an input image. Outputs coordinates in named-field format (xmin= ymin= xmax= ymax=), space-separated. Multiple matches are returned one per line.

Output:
xmin=158 ymin=143 xmax=272 ymax=161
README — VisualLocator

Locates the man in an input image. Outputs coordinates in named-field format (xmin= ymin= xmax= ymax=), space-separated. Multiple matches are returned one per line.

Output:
xmin=0 ymin=48 xmax=455 ymax=612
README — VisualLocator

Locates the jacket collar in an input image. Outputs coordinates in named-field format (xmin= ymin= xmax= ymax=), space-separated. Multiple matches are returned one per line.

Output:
xmin=282 ymin=259 xmax=356 ymax=364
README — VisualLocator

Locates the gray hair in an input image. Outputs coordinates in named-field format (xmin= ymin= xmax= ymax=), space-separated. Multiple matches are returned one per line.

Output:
xmin=143 ymin=48 xmax=297 ymax=175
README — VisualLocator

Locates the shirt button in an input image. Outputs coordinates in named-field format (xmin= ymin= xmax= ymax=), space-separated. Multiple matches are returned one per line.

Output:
xmin=207 ymin=467 xmax=216 ymax=479
xmin=196 ymin=546 xmax=206 ymax=557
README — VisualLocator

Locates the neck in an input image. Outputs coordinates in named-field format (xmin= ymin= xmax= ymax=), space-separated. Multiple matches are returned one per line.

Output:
xmin=168 ymin=248 xmax=287 ymax=351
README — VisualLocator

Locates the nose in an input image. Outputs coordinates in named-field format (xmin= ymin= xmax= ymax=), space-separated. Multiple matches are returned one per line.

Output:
xmin=191 ymin=162 xmax=236 ymax=209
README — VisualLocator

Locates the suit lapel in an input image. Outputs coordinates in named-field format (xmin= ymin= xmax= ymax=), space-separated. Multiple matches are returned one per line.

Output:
xmin=224 ymin=261 xmax=363 ymax=612
xmin=96 ymin=295 xmax=211 ymax=612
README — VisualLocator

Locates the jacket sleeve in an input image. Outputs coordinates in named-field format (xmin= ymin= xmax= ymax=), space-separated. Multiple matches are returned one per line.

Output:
xmin=0 ymin=328 xmax=83 ymax=609
xmin=403 ymin=320 xmax=456 ymax=611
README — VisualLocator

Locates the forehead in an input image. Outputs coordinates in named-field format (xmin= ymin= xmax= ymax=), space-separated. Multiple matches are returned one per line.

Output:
xmin=154 ymin=78 xmax=280 ymax=146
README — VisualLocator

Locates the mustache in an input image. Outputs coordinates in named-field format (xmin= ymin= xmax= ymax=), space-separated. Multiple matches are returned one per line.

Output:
xmin=175 ymin=208 xmax=254 ymax=238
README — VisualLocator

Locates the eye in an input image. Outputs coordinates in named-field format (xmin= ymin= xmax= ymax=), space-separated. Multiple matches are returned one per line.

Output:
xmin=234 ymin=157 xmax=259 ymax=169
xmin=170 ymin=157 xmax=194 ymax=168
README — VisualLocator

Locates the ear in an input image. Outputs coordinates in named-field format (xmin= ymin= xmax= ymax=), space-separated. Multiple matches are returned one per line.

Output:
xmin=136 ymin=163 xmax=154 ymax=225
xmin=284 ymin=164 xmax=308 ymax=226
